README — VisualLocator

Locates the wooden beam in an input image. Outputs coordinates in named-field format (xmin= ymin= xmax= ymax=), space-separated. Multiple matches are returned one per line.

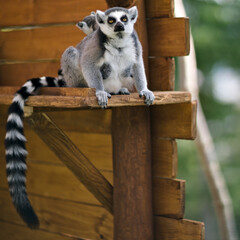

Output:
xmin=154 ymin=216 xmax=205 ymax=240
xmin=149 ymin=57 xmax=175 ymax=91
xmin=152 ymin=139 xmax=178 ymax=178
xmin=148 ymin=18 xmax=190 ymax=57
xmin=153 ymin=178 xmax=185 ymax=219
xmin=0 ymin=89 xmax=192 ymax=108
xmin=0 ymin=221 xmax=73 ymax=240
xmin=105 ymin=0 xmax=136 ymax=8
xmin=26 ymin=112 xmax=113 ymax=214
xmin=112 ymin=107 xmax=153 ymax=240
xmin=0 ymin=158 xmax=185 ymax=218
xmin=0 ymin=62 xmax=60 ymax=87
xmin=151 ymin=102 xmax=197 ymax=139
xmin=146 ymin=0 xmax=174 ymax=18
xmin=0 ymin=188 xmax=113 ymax=240
xmin=0 ymin=0 xmax=108 ymax=27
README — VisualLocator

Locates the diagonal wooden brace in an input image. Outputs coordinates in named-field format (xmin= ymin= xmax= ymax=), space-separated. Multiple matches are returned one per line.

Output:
xmin=26 ymin=112 xmax=113 ymax=214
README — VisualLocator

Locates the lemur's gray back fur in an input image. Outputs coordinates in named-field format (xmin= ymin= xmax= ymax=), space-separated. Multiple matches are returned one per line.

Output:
xmin=5 ymin=6 xmax=154 ymax=229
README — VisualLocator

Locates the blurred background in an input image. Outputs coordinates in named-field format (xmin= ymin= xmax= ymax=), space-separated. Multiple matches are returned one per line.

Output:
xmin=177 ymin=0 xmax=240 ymax=239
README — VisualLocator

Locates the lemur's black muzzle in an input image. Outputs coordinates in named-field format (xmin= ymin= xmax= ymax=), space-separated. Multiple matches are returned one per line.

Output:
xmin=114 ymin=22 xmax=125 ymax=32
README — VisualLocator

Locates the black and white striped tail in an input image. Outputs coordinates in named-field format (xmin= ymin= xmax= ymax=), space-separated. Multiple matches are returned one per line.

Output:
xmin=5 ymin=73 xmax=65 ymax=228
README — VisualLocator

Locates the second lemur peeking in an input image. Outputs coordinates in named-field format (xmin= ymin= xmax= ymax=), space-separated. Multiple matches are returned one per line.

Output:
xmin=5 ymin=6 xmax=155 ymax=229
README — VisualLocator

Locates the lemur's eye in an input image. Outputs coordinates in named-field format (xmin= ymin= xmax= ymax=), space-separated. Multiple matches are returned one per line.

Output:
xmin=108 ymin=17 xmax=116 ymax=24
xmin=121 ymin=16 xmax=128 ymax=22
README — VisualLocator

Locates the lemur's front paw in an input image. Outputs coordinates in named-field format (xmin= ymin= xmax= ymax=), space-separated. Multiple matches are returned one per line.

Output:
xmin=96 ymin=91 xmax=111 ymax=109
xmin=118 ymin=88 xmax=130 ymax=95
xmin=139 ymin=89 xmax=155 ymax=106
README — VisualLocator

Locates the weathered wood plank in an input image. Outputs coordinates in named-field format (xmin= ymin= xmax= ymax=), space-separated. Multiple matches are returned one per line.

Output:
xmin=146 ymin=0 xmax=174 ymax=18
xmin=1 ymin=19 xmax=190 ymax=61
xmin=0 ymin=221 xmax=74 ymax=240
xmin=151 ymin=102 xmax=197 ymax=140
xmin=0 ymin=62 xmax=60 ymax=86
xmin=0 ymin=159 xmax=185 ymax=218
xmin=0 ymin=189 xmax=113 ymax=240
xmin=105 ymin=0 xmax=136 ymax=8
xmin=148 ymin=18 xmax=190 ymax=57
xmin=0 ymin=90 xmax=192 ymax=108
xmin=26 ymin=113 xmax=113 ymax=214
xmin=149 ymin=57 xmax=175 ymax=91
xmin=153 ymin=178 xmax=185 ymax=218
xmin=154 ymin=216 xmax=205 ymax=240
xmin=112 ymin=107 xmax=153 ymax=239
xmin=152 ymin=139 xmax=178 ymax=178
xmin=0 ymin=0 xmax=107 ymax=27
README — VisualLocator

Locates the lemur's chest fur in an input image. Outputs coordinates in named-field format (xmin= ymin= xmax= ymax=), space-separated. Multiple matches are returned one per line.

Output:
xmin=98 ymin=35 xmax=136 ymax=93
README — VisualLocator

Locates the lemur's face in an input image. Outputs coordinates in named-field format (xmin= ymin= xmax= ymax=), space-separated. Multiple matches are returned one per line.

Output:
xmin=96 ymin=7 xmax=138 ymax=38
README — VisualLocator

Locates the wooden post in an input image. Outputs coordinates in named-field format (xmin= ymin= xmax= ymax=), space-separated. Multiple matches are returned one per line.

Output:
xmin=112 ymin=107 xmax=153 ymax=240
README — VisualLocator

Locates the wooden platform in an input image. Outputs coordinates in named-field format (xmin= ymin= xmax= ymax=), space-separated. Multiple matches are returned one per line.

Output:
xmin=0 ymin=87 xmax=191 ymax=109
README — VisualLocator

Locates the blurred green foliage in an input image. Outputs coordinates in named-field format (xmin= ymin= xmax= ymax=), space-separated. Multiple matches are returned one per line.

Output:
xmin=178 ymin=0 xmax=240 ymax=239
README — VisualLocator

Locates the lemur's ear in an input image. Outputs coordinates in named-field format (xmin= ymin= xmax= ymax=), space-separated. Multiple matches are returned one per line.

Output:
xmin=91 ymin=11 xmax=96 ymax=16
xmin=128 ymin=6 xmax=138 ymax=23
xmin=96 ymin=10 xmax=106 ymax=24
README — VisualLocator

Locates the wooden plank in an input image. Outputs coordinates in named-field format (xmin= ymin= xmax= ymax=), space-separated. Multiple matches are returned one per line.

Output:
xmin=0 ymin=62 xmax=60 ymax=86
xmin=152 ymin=139 xmax=178 ymax=178
xmin=0 ymin=25 xmax=85 ymax=61
xmin=148 ymin=18 xmax=190 ymax=57
xmin=112 ymin=107 xmax=153 ymax=240
xmin=149 ymin=57 xmax=175 ymax=91
xmin=146 ymin=0 xmax=174 ymax=18
xmin=26 ymin=113 xmax=113 ymax=214
xmin=0 ymin=0 xmax=107 ymax=27
xmin=106 ymin=0 xmax=136 ymax=8
xmin=1 ymin=19 xmax=189 ymax=61
xmin=151 ymin=102 xmax=197 ymax=139
xmin=0 ymin=221 xmax=74 ymax=240
xmin=0 ymin=159 xmax=112 ymax=206
xmin=0 ymin=159 xmax=185 ymax=218
xmin=0 ymin=189 xmax=113 ymax=240
xmin=0 ymin=91 xmax=192 ymax=108
xmin=153 ymin=178 xmax=185 ymax=219
xmin=154 ymin=216 xmax=205 ymax=240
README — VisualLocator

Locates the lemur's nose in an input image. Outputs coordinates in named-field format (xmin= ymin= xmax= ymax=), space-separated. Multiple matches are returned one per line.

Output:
xmin=114 ymin=22 xmax=124 ymax=32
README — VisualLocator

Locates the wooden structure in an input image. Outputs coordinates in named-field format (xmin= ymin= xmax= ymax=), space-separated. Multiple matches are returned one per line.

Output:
xmin=0 ymin=0 xmax=205 ymax=239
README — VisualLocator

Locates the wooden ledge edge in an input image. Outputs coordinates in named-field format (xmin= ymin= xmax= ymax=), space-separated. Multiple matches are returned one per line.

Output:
xmin=0 ymin=90 xmax=192 ymax=109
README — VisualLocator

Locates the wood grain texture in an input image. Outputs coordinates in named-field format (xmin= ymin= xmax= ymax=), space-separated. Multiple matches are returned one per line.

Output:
xmin=154 ymin=216 xmax=205 ymax=240
xmin=149 ymin=57 xmax=175 ymax=91
xmin=1 ymin=19 xmax=189 ymax=61
xmin=151 ymin=102 xmax=197 ymax=139
xmin=0 ymin=62 xmax=60 ymax=86
xmin=153 ymin=178 xmax=185 ymax=218
xmin=0 ymin=25 xmax=85 ymax=61
xmin=0 ymin=221 xmax=73 ymax=240
xmin=112 ymin=107 xmax=153 ymax=240
xmin=0 ymin=89 xmax=191 ymax=108
xmin=105 ymin=0 xmax=136 ymax=7
xmin=146 ymin=0 xmax=174 ymax=18
xmin=0 ymin=158 xmax=185 ymax=218
xmin=148 ymin=18 xmax=190 ymax=57
xmin=152 ymin=139 xmax=178 ymax=178
xmin=0 ymin=0 xmax=107 ymax=27
xmin=26 ymin=113 xmax=113 ymax=214
xmin=0 ymin=189 xmax=113 ymax=240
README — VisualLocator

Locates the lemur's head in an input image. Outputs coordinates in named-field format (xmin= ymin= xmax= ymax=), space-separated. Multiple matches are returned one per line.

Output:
xmin=76 ymin=12 xmax=98 ymax=35
xmin=96 ymin=7 xmax=138 ymax=38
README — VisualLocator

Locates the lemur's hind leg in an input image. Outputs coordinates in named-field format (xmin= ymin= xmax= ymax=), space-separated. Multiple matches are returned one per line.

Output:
xmin=61 ymin=46 xmax=86 ymax=87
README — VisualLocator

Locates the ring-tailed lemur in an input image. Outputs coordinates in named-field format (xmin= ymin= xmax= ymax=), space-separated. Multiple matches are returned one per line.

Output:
xmin=5 ymin=6 xmax=155 ymax=228
xmin=76 ymin=11 xmax=98 ymax=35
